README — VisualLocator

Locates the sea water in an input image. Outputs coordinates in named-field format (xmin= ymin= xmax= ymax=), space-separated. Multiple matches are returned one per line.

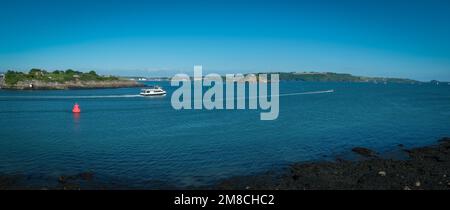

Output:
xmin=0 ymin=81 xmax=449 ymax=188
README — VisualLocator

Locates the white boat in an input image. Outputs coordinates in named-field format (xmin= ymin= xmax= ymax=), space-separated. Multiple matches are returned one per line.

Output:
xmin=140 ymin=86 xmax=166 ymax=96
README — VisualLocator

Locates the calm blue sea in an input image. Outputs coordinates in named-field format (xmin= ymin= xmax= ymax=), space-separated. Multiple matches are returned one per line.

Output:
xmin=1 ymin=81 xmax=450 ymax=188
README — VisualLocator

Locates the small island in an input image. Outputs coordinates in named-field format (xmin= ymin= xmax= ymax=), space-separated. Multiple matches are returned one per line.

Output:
xmin=0 ymin=69 xmax=144 ymax=90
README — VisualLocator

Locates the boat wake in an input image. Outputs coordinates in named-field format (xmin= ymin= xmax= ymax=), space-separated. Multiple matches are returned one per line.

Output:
xmin=250 ymin=89 xmax=335 ymax=98
xmin=277 ymin=89 xmax=334 ymax=97
xmin=0 ymin=94 xmax=143 ymax=99
xmin=0 ymin=90 xmax=334 ymax=100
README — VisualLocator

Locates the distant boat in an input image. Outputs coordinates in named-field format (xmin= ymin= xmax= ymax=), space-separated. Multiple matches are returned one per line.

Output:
xmin=140 ymin=86 xmax=166 ymax=96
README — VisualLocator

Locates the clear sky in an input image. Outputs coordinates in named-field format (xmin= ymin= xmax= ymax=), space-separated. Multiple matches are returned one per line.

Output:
xmin=1 ymin=0 xmax=449 ymax=81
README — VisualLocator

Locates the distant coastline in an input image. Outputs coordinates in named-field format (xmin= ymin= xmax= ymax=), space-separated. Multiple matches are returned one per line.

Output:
xmin=0 ymin=69 xmax=144 ymax=90
xmin=1 ymin=70 xmax=448 ymax=90
xmin=262 ymin=72 xmax=422 ymax=84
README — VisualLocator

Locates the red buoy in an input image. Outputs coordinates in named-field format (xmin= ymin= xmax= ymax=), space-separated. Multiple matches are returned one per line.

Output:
xmin=72 ymin=103 xmax=81 ymax=113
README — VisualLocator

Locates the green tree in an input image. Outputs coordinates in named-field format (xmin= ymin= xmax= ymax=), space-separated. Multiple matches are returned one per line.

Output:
xmin=29 ymin=68 xmax=43 ymax=75
xmin=88 ymin=70 xmax=98 ymax=76
xmin=65 ymin=69 xmax=76 ymax=74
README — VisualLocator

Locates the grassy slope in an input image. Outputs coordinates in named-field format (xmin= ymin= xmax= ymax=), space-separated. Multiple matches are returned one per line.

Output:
xmin=4 ymin=69 xmax=119 ymax=85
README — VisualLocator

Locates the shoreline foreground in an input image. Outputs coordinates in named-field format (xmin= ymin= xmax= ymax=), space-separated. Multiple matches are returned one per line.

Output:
xmin=216 ymin=138 xmax=450 ymax=190
xmin=1 ymin=138 xmax=449 ymax=190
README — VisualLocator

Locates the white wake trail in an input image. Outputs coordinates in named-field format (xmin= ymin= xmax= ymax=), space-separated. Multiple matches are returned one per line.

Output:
xmin=193 ymin=89 xmax=335 ymax=102
xmin=278 ymin=89 xmax=335 ymax=97
xmin=0 ymin=94 xmax=143 ymax=99
xmin=242 ymin=89 xmax=334 ymax=100
xmin=0 ymin=89 xmax=334 ymax=100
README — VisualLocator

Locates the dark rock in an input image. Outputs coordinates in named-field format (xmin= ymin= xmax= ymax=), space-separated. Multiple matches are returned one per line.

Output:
xmin=78 ymin=172 xmax=94 ymax=181
xmin=352 ymin=147 xmax=377 ymax=157
xmin=57 ymin=171 xmax=95 ymax=189
xmin=58 ymin=176 xmax=67 ymax=184
xmin=215 ymin=137 xmax=450 ymax=190
xmin=0 ymin=174 xmax=22 ymax=189
xmin=438 ymin=137 xmax=450 ymax=143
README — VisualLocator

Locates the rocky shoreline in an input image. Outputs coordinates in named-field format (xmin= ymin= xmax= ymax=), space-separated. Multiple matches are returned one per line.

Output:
xmin=216 ymin=138 xmax=450 ymax=190
xmin=0 ymin=79 xmax=144 ymax=90
xmin=1 ymin=138 xmax=449 ymax=190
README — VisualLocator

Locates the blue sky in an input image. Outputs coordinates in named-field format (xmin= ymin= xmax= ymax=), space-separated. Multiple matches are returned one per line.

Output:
xmin=1 ymin=0 xmax=449 ymax=81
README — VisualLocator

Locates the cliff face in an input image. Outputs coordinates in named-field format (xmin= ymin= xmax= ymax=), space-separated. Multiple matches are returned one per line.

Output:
xmin=1 ymin=79 xmax=144 ymax=90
